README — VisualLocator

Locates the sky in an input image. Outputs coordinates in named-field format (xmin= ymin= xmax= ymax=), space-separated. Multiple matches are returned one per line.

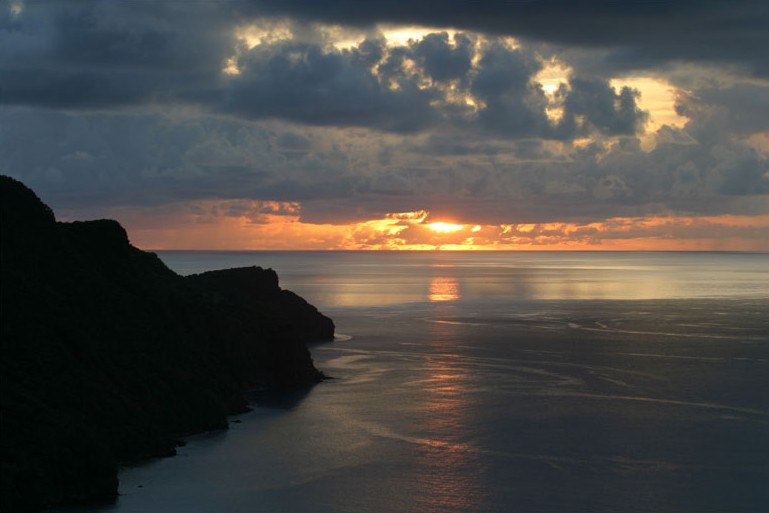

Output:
xmin=1 ymin=0 xmax=768 ymax=251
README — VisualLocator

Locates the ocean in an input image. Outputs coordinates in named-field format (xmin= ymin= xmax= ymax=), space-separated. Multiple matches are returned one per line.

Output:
xmin=62 ymin=251 xmax=769 ymax=513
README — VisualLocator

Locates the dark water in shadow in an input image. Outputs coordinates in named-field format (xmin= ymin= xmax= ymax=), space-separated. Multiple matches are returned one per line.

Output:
xmin=58 ymin=252 xmax=769 ymax=513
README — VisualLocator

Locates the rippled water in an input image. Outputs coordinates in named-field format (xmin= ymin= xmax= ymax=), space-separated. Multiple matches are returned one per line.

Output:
xmin=64 ymin=252 xmax=769 ymax=513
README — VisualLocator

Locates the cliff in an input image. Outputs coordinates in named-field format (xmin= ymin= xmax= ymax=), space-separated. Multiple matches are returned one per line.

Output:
xmin=0 ymin=176 xmax=334 ymax=512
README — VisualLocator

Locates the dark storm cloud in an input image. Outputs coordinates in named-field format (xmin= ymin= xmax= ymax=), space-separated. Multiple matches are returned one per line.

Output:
xmin=469 ymin=41 xmax=551 ymax=137
xmin=0 ymin=107 xmax=369 ymax=210
xmin=1 ymin=0 xmax=766 ymax=237
xmin=2 ymin=0 xmax=647 ymax=139
xmin=689 ymin=83 xmax=769 ymax=135
xmin=0 ymin=0 xmax=234 ymax=109
xmin=2 ymin=103 xmax=766 ymax=228
xmin=345 ymin=110 xmax=769 ymax=224
xmin=0 ymin=4 xmax=427 ymax=132
xmin=0 ymin=108 xmax=269 ymax=208
xmin=251 ymin=0 xmax=769 ymax=77
xmin=221 ymin=40 xmax=438 ymax=132
xmin=274 ymin=131 xmax=313 ymax=152
xmin=417 ymin=133 xmax=505 ymax=157
xmin=317 ymin=135 xmax=767 ymax=225
xmin=464 ymin=43 xmax=647 ymax=139
xmin=412 ymin=32 xmax=474 ymax=82
xmin=561 ymin=78 xmax=648 ymax=136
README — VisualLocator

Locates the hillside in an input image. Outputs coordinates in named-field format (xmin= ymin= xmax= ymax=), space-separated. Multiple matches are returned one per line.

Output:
xmin=0 ymin=176 xmax=334 ymax=512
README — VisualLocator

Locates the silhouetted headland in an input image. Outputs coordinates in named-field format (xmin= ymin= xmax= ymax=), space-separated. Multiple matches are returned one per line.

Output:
xmin=0 ymin=176 xmax=334 ymax=512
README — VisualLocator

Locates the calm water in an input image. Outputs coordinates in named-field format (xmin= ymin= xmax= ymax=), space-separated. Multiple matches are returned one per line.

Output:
xmin=65 ymin=252 xmax=769 ymax=513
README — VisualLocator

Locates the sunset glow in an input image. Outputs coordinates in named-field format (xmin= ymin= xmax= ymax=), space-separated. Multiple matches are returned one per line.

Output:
xmin=427 ymin=222 xmax=464 ymax=233
xmin=99 ymin=202 xmax=769 ymax=252
xmin=3 ymin=1 xmax=767 ymax=253
xmin=3 ymin=4 xmax=769 ymax=513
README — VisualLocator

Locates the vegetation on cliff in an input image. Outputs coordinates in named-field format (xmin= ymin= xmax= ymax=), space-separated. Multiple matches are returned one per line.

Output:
xmin=0 ymin=176 xmax=334 ymax=512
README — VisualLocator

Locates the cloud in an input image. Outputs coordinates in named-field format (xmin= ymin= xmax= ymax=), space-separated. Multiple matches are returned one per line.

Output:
xmin=274 ymin=131 xmax=313 ymax=152
xmin=687 ymin=83 xmax=769 ymax=135
xmin=117 ymin=203 xmax=769 ymax=251
xmin=1 ymin=0 xmax=766 ymax=250
xmin=469 ymin=41 xmax=552 ymax=137
xmin=413 ymin=31 xmax=474 ymax=82
xmin=0 ymin=1 xmax=234 ymax=109
xmin=221 ymin=40 xmax=438 ymax=132
xmin=2 ymin=99 xmax=766 ymax=229
xmin=561 ymin=78 xmax=648 ymax=136
xmin=250 ymin=0 xmax=769 ymax=77
xmin=3 ymin=3 xmax=653 ymax=139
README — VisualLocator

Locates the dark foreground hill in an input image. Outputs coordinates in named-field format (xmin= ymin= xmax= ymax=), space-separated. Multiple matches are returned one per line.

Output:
xmin=0 ymin=176 xmax=334 ymax=512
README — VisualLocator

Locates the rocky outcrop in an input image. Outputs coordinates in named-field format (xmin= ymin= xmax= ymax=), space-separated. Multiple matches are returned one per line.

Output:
xmin=187 ymin=267 xmax=334 ymax=387
xmin=0 ymin=176 xmax=334 ymax=512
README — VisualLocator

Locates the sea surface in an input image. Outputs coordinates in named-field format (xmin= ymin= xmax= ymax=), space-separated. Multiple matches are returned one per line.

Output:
xmin=65 ymin=252 xmax=769 ymax=513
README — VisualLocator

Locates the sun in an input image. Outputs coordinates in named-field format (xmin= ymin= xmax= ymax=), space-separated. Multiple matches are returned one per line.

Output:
xmin=427 ymin=222 xmax=464 ymax=233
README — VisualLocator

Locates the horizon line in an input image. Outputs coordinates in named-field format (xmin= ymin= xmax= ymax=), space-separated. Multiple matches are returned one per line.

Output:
xmin=146 ymin=248 xmax=769 ymax=254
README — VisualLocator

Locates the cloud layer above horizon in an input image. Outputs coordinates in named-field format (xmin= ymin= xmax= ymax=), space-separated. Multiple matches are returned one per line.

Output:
xmin=2 ymin=0 xmax=768 ymax=250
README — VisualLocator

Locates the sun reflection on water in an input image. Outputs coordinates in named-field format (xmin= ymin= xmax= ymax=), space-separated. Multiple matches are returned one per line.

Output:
xmin=429 ymin=276 xmax=461 ymax=302
xmin=410 ymin=312 xmax=487 ymax=511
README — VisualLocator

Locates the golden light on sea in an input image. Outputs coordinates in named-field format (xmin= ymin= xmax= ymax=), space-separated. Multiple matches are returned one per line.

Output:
xmin=429 ymin=277 xmax=461 ymax=302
